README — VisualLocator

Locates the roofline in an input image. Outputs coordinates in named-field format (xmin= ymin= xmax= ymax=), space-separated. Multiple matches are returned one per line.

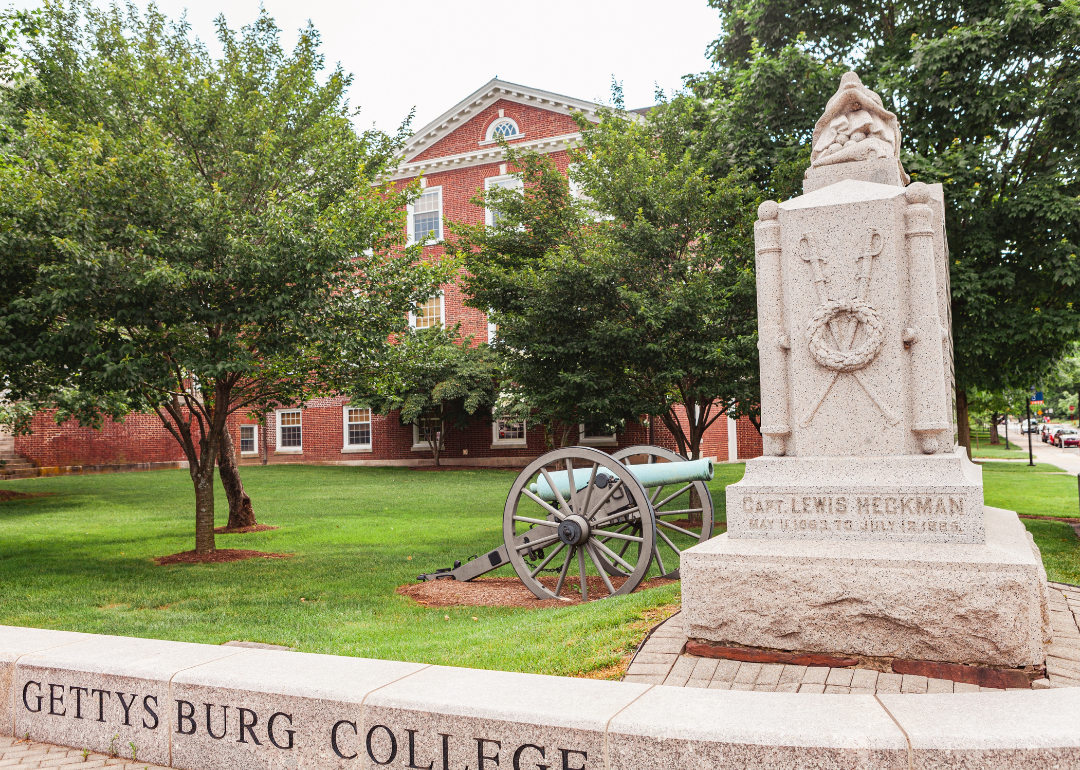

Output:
xmin=402 ymin=78 xmax=606 ymax=162
xmin=386 ymin=131 xmax=583 ymax=182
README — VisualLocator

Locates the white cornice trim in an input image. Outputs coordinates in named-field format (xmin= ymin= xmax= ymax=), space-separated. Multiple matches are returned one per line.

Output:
xmin=401 ymin=78 xmax=603 ymax=163
xmin=386 ymin=132 xmax=582 ymax=182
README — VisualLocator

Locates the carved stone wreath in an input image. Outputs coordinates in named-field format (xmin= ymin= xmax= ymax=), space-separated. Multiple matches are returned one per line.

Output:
xmin=806 ymin=298 xmax=884 ymax=372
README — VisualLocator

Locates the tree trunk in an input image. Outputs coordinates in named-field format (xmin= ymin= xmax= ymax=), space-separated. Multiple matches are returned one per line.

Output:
xmin=957 ymin=389 xmax=972 ymax=460
xmin=192 ymin=464 xmax=217 ymax=554
xmin=259 ymin=415 xmax=268 ymax=466
xmin=218 ymin=427 xmax=256 ymax=529
xmin=989 ymin=413 xmax=1001 ymax=444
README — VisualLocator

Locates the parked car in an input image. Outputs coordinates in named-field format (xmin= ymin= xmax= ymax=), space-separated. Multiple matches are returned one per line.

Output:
xmin=1054 ymin=428 xmax=1079 ymax=447
xmin=1064 ymin=432 xmax=1080 ymax=448
xmin=1020 ymin=419 xmax=1040 ymax=434
xmin=1036 ymin=423 xmax=1062 ymax=440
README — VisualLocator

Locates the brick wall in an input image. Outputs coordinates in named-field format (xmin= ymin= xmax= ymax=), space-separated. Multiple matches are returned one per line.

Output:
xmin=15 ymin=411 xmax=188 ymax=468
xmin=736 ymin=415 xmax=763 ymax=460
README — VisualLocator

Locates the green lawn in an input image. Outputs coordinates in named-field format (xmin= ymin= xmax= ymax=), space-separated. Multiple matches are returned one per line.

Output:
xmin=0 ymin=464 xmax=738 ymax=677
xmin=981 ymin=461 xmax=1080 ymax=519
xmin=1 ymin=458 xmax=1075 ymax=675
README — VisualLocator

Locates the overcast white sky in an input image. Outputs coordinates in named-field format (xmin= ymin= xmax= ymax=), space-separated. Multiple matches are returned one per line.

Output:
xmin=13 ymin=0 xmax=722 ymax=134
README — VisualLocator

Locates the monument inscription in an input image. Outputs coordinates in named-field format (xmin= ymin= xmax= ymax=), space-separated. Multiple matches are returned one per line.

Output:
xmin=17 ymin=675 xmax=591 ymax=770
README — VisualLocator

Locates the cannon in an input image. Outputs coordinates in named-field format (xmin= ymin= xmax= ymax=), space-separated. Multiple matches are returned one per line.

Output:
xmin=417 ymin=444 xmax=715 ymax=601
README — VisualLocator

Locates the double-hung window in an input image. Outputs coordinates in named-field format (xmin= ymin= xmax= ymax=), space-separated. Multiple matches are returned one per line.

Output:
xmin=276 ymin=409 xmax=302 ymax=452
xmin=410 ymin=294 xmax=443 ymax=329
xmin=413 ymin=416 xmax=444 ymax=450
xmin=492 ymin=412 xmax=526 ymax=447
xmin=343 ymin=407 xmax=372 ymax=452
xmin=408 ymin=187 xmax=442 ymax=244
xmin=579 ymin=423 xmax=617 ymax=447
xmin=485 ymin=175 xmax=524 ymax=227
xmin=239 ymin=425 xmax=258 ymax=456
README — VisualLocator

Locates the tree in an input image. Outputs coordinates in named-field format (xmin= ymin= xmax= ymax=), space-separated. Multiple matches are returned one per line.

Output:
xmin=0 ymin=2 xmax=442 ymax=553
xmin=357 ymin=327 xmax=501 ymax=466
xmin=692 ymin=0 xmax=1080 ymax=451
xmin=966 ymin=387 xmax=1028 ymax=444
xmin=450 ymin=94 xmax=761 ymax=461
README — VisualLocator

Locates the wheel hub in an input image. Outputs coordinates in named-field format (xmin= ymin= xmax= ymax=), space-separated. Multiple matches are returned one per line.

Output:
xmin=557 ymin=514 xmax=591 ymax=546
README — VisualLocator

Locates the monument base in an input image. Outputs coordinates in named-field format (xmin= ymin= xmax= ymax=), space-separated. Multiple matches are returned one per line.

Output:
xmin=682 ymin=506 xmax=1051 ymax=667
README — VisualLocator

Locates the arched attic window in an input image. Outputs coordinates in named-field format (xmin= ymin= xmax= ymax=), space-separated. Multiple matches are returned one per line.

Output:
xmin=486 ymin=117 xmax=520 ymax=141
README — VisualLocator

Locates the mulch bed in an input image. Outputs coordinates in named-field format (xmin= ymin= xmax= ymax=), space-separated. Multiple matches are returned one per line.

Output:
xmin=1018 ymin=513 xmax=1080 ymax=523
xmin=154 ymin=549 xmax=293 ymax=566
xmin=397 ymin=575 xmax=675 ymax=608
xmin=0 ymin=489 xmax=49 ymax=502
xmin=213 ymin=524 xmax=279 ymax=534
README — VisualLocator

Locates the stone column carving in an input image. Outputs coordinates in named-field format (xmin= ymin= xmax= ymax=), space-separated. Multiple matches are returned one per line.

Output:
xmin=754 ymin=200 xmax=791 ymax=456
xmin=904 ymin=182 xmax=949 ymax=453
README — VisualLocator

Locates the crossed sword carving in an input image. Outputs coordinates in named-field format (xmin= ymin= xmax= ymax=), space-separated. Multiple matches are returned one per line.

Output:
xmin=798 ymin=229 xmax=899 ymax=428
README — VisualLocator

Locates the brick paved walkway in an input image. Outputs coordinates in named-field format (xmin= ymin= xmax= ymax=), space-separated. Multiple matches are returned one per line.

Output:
xmin=625 ymin=582 xmax=1080 ymax=693
xmin=0 ymin=736 xmax=168 ymax=769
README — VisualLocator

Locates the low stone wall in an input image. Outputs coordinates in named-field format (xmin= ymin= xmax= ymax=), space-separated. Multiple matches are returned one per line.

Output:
xmin=2 ymin=626 xmax=1078 ymax=769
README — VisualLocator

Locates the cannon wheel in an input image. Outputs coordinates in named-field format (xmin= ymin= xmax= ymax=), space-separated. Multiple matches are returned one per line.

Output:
xmin=503 ymin=447 xmax=657 ymax=602
xmin=603 ymin=445 xmax=714 ymax=580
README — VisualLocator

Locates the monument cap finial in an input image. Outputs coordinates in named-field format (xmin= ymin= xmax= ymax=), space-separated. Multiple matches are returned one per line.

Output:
xmin=810 ymin=71 xmax=901 ymax=169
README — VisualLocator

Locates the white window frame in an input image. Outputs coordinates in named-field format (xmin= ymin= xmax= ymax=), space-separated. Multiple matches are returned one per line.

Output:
xmin=578 ymin=423 xmax=617 ymax=447
xmin=342 ymin=406 xmax=373 ymax=453
xmin=486 ymin=313 xmax=498 ymax=344
xmin=412 ymin=416 xmax=445 ymax=451
xmin=480 ymin=117 xmax=524 ymax=145
xmin=239 ymin=425 xmax=259 ymax=457
xmin=485 ymin=174 xmax=524 ymax=227
xmin=275 ymin=409 xmax=303 ymax=453
xmin=407 ymin=185 xmax=443 ymax=245
xmin=491 ymin=411 xmax=527 ymax=448
xmin=408 ymin=291 xmax=444 ymax=329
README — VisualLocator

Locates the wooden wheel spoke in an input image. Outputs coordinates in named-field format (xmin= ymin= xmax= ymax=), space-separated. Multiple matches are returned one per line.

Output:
xmin=564 ymin=457 xmax=584 ymax=514
xmin=649 ymin=484 xmax=665 ymax=505
xmin=540 ymin=467 xmax=571 ymax=515
xmin=579 ymin=463 xmax=600 ymax=517
xmin=591 ymin=506 xmax=640 ymax=529
xmin=554 ymin=546 xmax=574 ymax=597
xmin=529 ymin=542 xmax=565 ymax=578
xmin=658 ymin=520 xmax=698 ymax=538
xmin=513 ymin=515 xmax=559 ymax=528
xmin=521 ymin=488 xmax=566 ymax=521
xmin=591 ymin=536 xmax=635 ymax=572
xmin=577 ymin=546 xmax=588 ymax=602
xmin=617 ymin=527 xmax=636 ymax=559
xmin=594 ymin=529 xmax=643 ymax=543
xmin=584 ymin=478 xmax=624 ymax=521
xmin=656 ymin=527 xmax=682 ymax=555
xmin=515 ymin=532 xmax=560 ymax=552
xmin=653 ymin=542 xmax=668 ymax=575
xmin=586 ymin=544 xmax=616 ymax=596
xmin=655 ymin=508 xmax=702 ymax=517
xmin=654 ymin=483 xmax=694 ymax=510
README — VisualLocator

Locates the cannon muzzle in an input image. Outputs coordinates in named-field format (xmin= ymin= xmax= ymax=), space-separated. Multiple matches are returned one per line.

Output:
xmin=530 ymin=457 xmax=713 ymax=502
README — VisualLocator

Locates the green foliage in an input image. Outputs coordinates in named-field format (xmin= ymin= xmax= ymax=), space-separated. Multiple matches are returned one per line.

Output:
xmin=694 ymin=0 xmax=1080 ymax=395
xmin=357 ymin=328 xmax=501 ymax=463
xmin=0 ymin=465 xmax=688 ymax=675
xmin=450 ymin=95 xmax=761 ymax=458
xmin=0 ymin=1 xmax=443 ymax=549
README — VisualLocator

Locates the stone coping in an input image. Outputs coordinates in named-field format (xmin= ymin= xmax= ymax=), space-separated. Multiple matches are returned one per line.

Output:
xmin=2 ymin=625 xmax=1080 ymax=768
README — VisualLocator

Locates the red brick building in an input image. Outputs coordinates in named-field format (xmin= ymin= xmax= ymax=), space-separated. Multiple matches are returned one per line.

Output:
xmin=10 ymin=80 xmax=761 ymax=474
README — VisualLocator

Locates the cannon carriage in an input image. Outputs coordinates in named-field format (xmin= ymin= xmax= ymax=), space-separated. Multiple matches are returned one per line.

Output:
xmin=418 ymin=444 xmax=715 ymax=601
